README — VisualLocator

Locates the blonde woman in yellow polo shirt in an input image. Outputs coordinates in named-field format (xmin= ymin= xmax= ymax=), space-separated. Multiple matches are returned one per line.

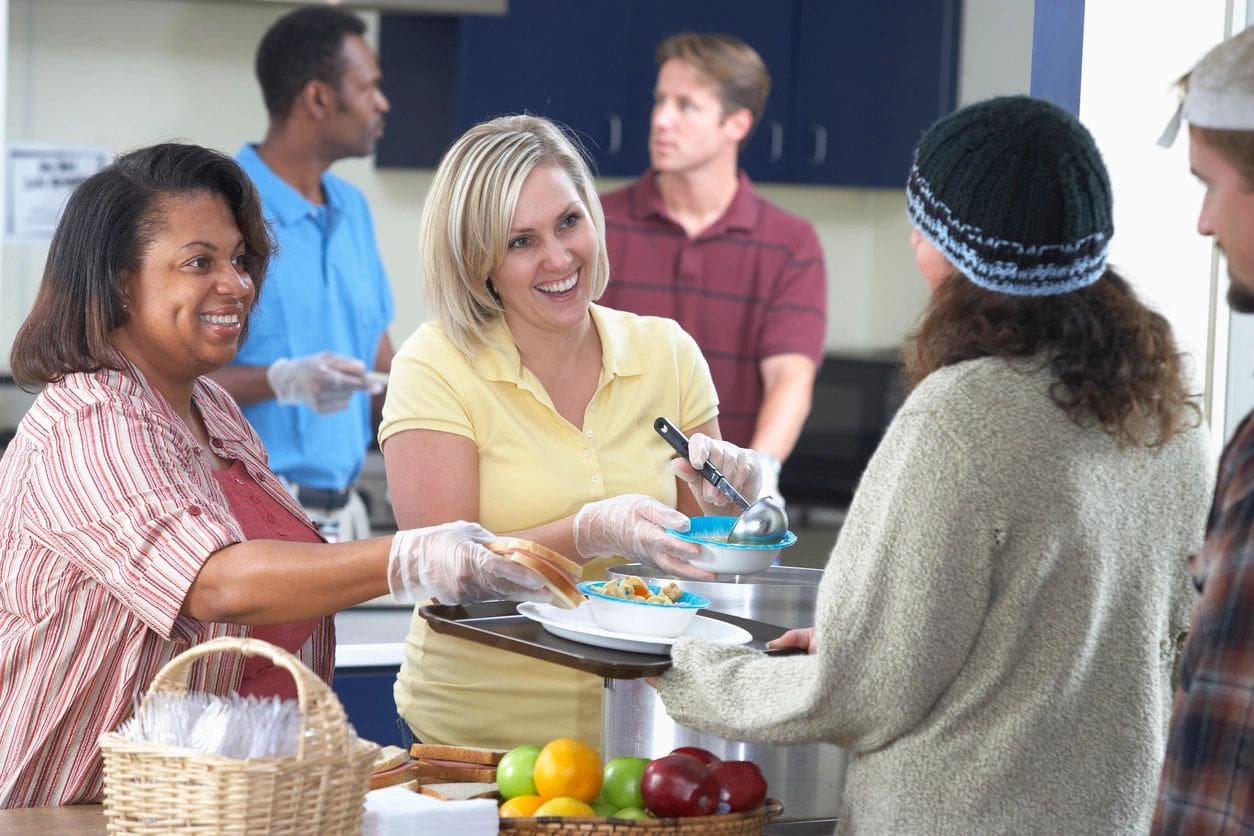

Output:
xmin=379 ymin=115 xmax=765 ymax=750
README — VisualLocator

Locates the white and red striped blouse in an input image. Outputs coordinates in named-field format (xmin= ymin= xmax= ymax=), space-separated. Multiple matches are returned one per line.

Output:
xmin=0 ymin=363 xmax=334 ymax=807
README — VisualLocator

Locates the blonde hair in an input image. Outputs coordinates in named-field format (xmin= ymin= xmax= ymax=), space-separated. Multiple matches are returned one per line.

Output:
xmin=419 ymin=114 xmax=610 ymax=357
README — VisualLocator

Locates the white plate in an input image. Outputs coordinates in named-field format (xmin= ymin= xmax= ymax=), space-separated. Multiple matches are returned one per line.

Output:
xmin=517 ymin=601 xmax=752 ymax=655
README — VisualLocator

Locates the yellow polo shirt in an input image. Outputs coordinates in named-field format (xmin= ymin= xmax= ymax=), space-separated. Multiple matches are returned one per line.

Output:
xmin=380 ymin=304 xmax=718 ymax=750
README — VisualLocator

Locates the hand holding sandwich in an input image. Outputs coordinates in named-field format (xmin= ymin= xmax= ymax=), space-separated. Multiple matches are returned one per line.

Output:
xmin=387 ymin=521 xmax=572 ymax=605
xmin=572 ymin=494 xmax=713 ymax=580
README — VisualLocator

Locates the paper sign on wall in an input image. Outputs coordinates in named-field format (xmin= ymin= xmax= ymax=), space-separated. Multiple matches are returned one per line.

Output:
xmin=5 ymin=143 xmax=111 ymax=242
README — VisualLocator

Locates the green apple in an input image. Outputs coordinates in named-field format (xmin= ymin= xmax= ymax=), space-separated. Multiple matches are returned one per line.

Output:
xmin=601 ymin=756 xmax=650 ymax=810
xmin=496 ymin=744 xmax=541 ymax=800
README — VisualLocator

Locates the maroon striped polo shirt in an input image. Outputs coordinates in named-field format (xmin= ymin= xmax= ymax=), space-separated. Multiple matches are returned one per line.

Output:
xmin=599 ymin=170 xmax=827 ymax=447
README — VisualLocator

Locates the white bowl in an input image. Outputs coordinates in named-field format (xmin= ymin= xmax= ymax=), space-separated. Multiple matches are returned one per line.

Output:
xmin=577 ymin=581 xmax=710 ymax=638
xmin=665 ymin=516 xmax=798 ymax=575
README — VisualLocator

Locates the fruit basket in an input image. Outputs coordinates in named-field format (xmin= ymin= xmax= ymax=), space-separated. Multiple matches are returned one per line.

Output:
xmin=498 ymin=799 xmax=784 ymax=835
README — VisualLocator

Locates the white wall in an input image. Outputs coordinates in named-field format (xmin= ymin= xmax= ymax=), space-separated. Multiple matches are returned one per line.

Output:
xmin=1 ymin=0 xmax=1042 ymax=371
xmin=1078 ymin=0 xmax=1235 ymax=454
xmin=7 ymin=0 xmax=1236 ymax=414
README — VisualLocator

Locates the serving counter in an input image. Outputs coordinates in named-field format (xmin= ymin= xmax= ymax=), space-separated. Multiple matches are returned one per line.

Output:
xmin=0 ymin=804 xmax=837 ymax=834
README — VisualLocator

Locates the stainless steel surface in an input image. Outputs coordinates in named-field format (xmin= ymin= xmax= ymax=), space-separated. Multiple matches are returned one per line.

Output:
xmin=653 ymin=417 xmax=789 ymax=543
xmin=603 ymin=564 xmax=848 ymax=821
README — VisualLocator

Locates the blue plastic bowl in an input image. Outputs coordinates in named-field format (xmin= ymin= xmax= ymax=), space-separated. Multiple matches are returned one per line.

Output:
xmin=577 ymin=580 xmax=711 ymax=637
xmin=664 ymin=515 xmax=797 ymax=574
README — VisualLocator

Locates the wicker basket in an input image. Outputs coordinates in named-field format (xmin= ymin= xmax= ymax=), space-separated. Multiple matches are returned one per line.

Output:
xmin=97 ymin=637 xmax=379 ymax=835
xmin=499 ymin=799 xmax=784 ymax=835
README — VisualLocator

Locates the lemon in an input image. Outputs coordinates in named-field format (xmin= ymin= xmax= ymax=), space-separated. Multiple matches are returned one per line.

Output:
xmin=534 ymin=796 xmax=598 ymax=817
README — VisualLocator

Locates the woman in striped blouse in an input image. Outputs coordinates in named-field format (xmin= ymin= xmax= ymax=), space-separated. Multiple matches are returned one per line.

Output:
xmin=0 ymin=142 xmax=574 ymax=807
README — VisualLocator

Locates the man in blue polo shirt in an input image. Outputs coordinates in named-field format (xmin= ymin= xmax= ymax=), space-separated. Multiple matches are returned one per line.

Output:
xmin=211 ymin=6 xmax=394 ymax=541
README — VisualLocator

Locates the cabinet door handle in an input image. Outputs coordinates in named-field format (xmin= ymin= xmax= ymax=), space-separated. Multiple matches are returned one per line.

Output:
xmin=768 ymin=119 xmax=784 ymax=163
xmin=606 ymin=113 xmax=622 ymax=155
xmin=810 ymin=125 xmax=827 ymax=167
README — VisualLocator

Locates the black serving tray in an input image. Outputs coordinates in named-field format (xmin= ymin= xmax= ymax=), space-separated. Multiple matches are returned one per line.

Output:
xmin=419 ymin=601 xmax=798 ymax=679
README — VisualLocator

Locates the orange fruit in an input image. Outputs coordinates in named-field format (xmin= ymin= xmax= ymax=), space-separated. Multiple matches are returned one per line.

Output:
xmin=533 ymin=737 xmax=602 ymax=802
xmin=534 ymin=796 xmax=598 ymax=817
xmin=499 ymin=795 xmax=544 ymax=817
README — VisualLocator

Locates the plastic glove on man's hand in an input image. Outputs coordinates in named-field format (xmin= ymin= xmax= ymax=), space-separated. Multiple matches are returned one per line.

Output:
xmin=387 ymin=521 xmax=566 ymax=605
xmin=669 ymin=433 xmax=764 ymax=517
xmin=572 ymin=494 xmax=713 ymax=580
xmin=266 ymin=350 xmax=371 ymax=415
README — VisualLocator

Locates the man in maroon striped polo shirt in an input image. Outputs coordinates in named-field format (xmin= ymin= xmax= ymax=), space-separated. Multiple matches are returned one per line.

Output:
xmin=600 ymin=33 xmax=827 ymax=498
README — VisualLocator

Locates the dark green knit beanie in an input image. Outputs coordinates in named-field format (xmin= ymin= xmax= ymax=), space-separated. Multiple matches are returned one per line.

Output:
xmin=906 ymin=95 xmax=1113 ymax=296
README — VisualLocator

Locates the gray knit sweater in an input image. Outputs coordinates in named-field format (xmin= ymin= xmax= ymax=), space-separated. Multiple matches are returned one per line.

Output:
xmin=658 ymin=356 xmax=1210 ymax=835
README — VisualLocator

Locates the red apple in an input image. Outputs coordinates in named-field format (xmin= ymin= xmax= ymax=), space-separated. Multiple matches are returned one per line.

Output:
xmin=641 ymin=754 xmax=719 ymax=817
xmin=669 ymin=745 xmax=720 ymax=766
xmin=709 ymin=760 xmax=768 ymax=813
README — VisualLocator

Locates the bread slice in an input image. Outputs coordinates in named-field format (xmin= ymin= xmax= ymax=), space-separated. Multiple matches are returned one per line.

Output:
xmin=373 ymin=744 xmax=412 ymax=773
xmin=369 ymin=761 xmax=418 ymax=790
xmin=409 ymin=743 xmax=507 ymax=766
xmin=415 ymin=781 xmax=499 ymax=801
xmin=488 ymin=539 xmax=584 ymax=609
xmin=412 ymin=760 xmax=498 ymax=783
xmin=488 ymin=539 xmax=581 ymax=577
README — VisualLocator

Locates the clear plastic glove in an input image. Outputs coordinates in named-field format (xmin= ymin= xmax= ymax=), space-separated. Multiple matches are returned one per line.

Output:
xmin=757 ymin=451 xmax=784 ymax=508
xmin=669 ymin=433 xmax=764 ymax=516
xmin=266 ymin=351 xmax=370 ymax=415
xmin=572 ymin=494 xmax=711 ymax=580
xmin=387 ymin=521 xmax=557 ymax=605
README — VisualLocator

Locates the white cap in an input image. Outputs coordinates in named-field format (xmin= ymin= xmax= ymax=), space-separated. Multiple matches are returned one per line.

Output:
xmin=1159 ymin=26 xmax=1254 ymax=147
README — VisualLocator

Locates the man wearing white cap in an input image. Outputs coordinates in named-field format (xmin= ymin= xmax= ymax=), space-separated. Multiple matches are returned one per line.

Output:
xmin=1154 ymin=26 xmax=1254 ymax=834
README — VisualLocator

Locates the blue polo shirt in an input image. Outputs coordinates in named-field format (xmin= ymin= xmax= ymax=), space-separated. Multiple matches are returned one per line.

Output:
xmin=233 ymin=144 xmax=394 ymax=491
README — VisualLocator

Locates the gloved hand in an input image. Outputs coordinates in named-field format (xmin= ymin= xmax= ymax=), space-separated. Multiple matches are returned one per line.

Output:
xmin=669 ymin=433 xmax=764 ymax=516
xmin=756 ymin=451 xmax=784 ymax=508
xmin=387 ymin=521 xmax=557 ymax=605
xmin=572 ymin=494 xmax=710 ymax=579
xmin=266 ymin=351 xmax=370 ymax=415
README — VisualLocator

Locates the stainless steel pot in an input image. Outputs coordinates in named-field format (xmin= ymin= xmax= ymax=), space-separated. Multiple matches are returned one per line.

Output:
xmin=602 ymin=564 xmax=848 ymax=821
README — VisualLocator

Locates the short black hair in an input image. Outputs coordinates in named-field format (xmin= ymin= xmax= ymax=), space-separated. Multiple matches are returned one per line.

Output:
xmin=255 ymin=6 xmax=366 ymax=121
xmin=9 ymin=143 xmax=272 ymax=386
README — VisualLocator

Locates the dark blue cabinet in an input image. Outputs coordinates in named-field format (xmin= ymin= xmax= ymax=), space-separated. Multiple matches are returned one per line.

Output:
xmin=791 ymin=0 xmax=962 ymax=187
xmin=377 ymin=1 xmax=960 ymax=187
xmin=377 ymin=1 xmax=636 ymax=174
xmin=332 ymin=665 xmax=407 ymax=748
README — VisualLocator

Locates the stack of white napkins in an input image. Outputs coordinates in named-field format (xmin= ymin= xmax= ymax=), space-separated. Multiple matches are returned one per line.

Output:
xmin=362 ymin=785 xmax=498 ymax=835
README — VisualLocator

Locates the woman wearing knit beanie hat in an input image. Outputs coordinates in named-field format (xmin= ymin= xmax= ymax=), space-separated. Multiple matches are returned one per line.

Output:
xmin=654 ymin=96 xmax=1212 ymax=834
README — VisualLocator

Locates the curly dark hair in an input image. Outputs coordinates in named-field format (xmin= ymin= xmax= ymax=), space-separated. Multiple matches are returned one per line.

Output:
xmin=9 ymin=142 xmax=272 ymax=388
xmin=902 ymin=269 xmax=1199 ymax=448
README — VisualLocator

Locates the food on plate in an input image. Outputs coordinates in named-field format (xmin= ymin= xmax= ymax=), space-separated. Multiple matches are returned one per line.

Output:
xmin=416 ymin=781 xmax=499 ymax=801
xmin=597 ymin=576 xmax=684 ymax=605
xmin=640 ymin=753 xmax=720 ymax=817
xmin=488 ymin=538 xmax=583 ymax=609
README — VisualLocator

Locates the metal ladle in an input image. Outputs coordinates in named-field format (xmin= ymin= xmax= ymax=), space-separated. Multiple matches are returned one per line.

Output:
xmin=653 ymin=417 xmax=790 ymax=545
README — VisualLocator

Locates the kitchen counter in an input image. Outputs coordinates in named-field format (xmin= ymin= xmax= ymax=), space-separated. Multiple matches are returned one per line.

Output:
xmin=0 ymin=804 xmax=835 ymax=834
